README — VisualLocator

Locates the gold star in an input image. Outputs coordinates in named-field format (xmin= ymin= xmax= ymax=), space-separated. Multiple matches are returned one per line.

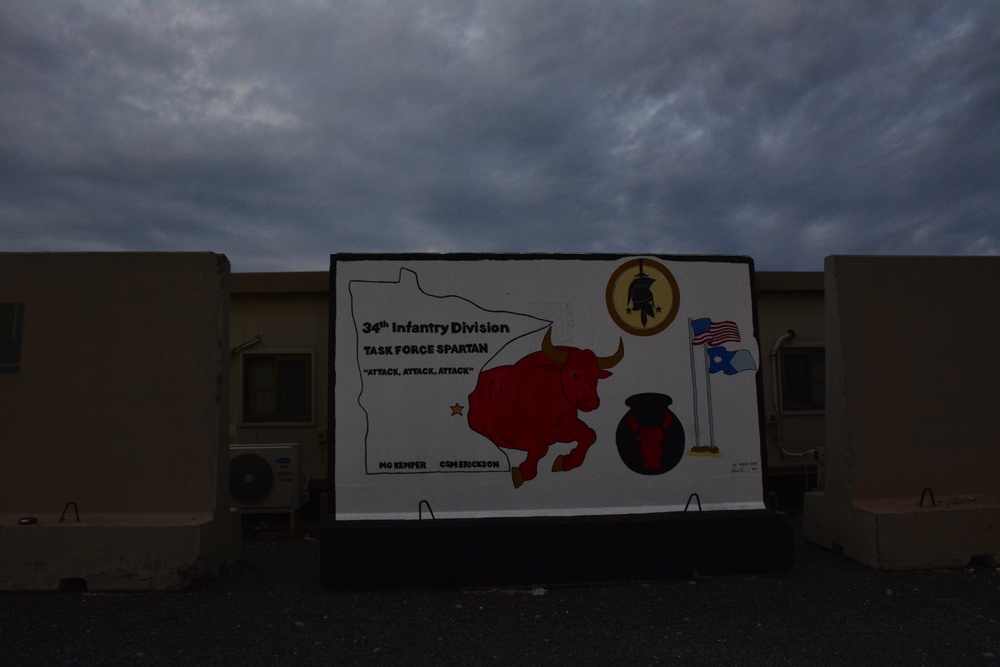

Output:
xmin=450 ymin=403 xmax=464 ymax=415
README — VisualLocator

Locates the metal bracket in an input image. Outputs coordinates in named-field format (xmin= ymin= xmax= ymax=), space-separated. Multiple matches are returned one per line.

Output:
xmin=684 ymin=493 xmax=702 ymax=512
xmin=60 ymin=501 xmax=80 ymax=522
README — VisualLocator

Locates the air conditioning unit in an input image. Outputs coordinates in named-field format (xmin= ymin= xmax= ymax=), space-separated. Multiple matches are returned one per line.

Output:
xmin=229 ymin=444 xmax=303 ymax=509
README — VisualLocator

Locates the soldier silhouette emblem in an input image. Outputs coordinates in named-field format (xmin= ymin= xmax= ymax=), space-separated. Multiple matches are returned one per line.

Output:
xmin=626 ymin=259 xmax=658 ymax=328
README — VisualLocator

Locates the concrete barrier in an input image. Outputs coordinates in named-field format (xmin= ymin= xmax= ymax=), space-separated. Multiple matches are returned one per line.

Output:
xmin=804 ymin=256 xmax=1000 ymax=569
xmin=0 ymin=253 xmax=240 ymax=590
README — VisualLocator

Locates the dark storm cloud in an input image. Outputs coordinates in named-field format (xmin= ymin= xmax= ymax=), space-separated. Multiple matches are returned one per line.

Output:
xmin=1 ymin=0 xmax=997 ymax=270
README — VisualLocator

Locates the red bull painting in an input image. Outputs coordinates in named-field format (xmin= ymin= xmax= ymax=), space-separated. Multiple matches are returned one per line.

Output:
xmin=467 ymin=328 xmax=624 ymax=488
xmin=332 ymin=254 xmax=765 ymax=521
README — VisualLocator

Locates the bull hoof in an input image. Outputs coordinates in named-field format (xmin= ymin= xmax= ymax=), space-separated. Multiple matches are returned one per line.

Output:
xmin=512 ymin=467 xmax=524 ymax=488
xmin=551 ymin=454 xmax=564 ymax=472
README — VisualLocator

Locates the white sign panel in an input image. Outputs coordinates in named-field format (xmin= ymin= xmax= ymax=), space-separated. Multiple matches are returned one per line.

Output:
xmin=333 ymin=255 xmax=765 ymax=520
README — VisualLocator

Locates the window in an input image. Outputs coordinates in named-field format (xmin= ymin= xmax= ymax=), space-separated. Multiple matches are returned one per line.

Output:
xmin=242 ymin=353 xmax=312 ymax=423
xmin=0 ymin=303 xmax=24 ymax=373
xmin=780 ymin=348 xmax=825 ymax=412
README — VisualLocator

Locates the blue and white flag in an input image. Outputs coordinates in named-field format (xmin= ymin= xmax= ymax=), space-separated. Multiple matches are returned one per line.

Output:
xmin=707 ymin=346 xmax=757 ymax=375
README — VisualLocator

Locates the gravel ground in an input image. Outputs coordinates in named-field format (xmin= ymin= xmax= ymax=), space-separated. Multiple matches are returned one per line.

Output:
xmin=1 ymin=514 xmax=998 ymax=667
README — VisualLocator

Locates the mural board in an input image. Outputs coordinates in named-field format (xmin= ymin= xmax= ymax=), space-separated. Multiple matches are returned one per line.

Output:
xmin=332 ymin=254 xmax=765 ymax=521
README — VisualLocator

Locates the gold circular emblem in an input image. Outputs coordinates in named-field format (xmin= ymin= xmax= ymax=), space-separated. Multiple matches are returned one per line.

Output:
xmin=606 ymin=258 xmax=680 ymax=336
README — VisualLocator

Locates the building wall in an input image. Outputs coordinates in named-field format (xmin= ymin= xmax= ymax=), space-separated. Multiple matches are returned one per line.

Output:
xmin=755 ymin=272 xmax=825 ymax=477
xmin=229 ymin=272 xmax=329 ymax=488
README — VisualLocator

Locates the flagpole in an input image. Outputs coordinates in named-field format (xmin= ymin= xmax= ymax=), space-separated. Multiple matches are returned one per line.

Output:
xmin=703 ymin=344 xmax=715 ymax=448
xmin=687 ymin=318 xmax=701 ymax=447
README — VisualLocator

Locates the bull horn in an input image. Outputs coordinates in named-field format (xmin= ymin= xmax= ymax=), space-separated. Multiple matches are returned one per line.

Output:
xmin=597 ymin=338 xmax=625 ymax=370
xmin=541 ymin=328 xmax=568 ymax=364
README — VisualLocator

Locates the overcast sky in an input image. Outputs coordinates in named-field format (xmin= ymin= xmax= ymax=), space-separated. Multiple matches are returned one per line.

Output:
xmin=2 ymin=1 xmax=997 ymax=272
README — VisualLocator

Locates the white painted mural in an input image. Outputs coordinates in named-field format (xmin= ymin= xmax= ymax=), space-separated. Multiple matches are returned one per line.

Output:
xmin=333 ymin=255 xmax=764 ymax=520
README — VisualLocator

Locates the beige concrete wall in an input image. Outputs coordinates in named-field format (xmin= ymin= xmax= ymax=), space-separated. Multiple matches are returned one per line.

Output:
xmin=755 ymin=272 xmax=825 ymax=474
xmin=1 ymin=253 xmax=231 ymax=514
xmin=804 ymin=255 xmax=1000 ymax=569
xmin=0 ymin=252 xmax=239 ymax=589
xmin=229 ymin=272 xmax=329 ymax=486
xmin=826 ymin=255 xmax=1000 ymax=500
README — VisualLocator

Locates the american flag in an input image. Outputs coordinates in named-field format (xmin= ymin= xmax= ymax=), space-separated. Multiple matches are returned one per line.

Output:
xmin=691 ymin=318 xmax=740 ymax=346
